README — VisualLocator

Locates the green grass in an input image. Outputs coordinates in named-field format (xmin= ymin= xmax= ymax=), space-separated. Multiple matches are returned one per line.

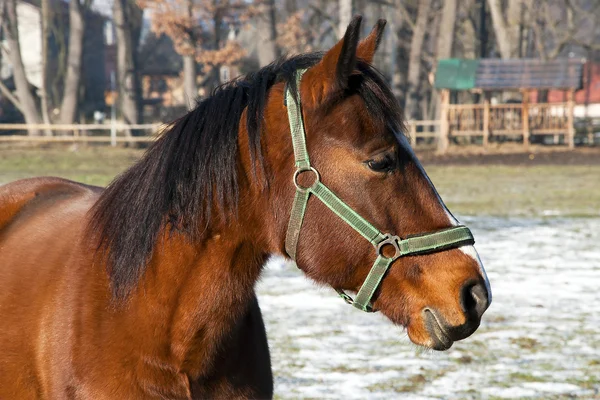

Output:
xmin=0 ymin=146 xmax=143 ymax=187
xmin=426 ymin=164 xmax=600 ymax=217
xmin=1 ymin=146 xmax=599 ymax=217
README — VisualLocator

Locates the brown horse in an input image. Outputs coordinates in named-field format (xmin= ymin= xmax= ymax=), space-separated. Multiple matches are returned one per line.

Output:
xmin=0 ymin=18 xmax=490 ymax=399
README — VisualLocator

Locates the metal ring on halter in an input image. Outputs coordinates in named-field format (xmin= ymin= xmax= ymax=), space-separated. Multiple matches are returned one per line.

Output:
xmin=293 ymin=167 xmax=320 ymax=193
xmin=376 ymin=234 xmax=402 ymax=260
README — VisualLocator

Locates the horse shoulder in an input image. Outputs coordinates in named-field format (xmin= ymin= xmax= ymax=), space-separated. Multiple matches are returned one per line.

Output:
xmin=0 ymin=177 xmax=102 ymax=231
xmin=0 ymin=177 xmax=104 ymax=398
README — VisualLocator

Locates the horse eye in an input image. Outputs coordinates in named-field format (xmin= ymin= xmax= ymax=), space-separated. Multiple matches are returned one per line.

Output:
xmin=366 ymin=154 xmax=396 ymax=172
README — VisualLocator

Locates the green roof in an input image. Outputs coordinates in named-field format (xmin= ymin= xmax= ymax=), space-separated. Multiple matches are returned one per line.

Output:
xmin=434 ymin=58 xmax=585 ymax=90
xmin=434 ymin=59 xmax=480 ymax=90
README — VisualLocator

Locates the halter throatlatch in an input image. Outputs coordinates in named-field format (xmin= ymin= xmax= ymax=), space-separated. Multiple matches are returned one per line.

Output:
xmin=284 ymin=69 xmax=475 ymax=312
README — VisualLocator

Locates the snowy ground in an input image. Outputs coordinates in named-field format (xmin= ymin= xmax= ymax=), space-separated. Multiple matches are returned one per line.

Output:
xmin=256 ymin=217 xmax=600 ymax=399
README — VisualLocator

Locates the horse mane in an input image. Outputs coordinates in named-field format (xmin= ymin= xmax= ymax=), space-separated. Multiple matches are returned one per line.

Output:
xmin=88 ymin=52 xmax=404 ymax=300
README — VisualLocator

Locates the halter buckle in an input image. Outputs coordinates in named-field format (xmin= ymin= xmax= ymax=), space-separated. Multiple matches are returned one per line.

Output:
xmin=376 ymin=234 xmax=402 ymax=260
xmin=293 ymin=167 xmax=320 ymax=193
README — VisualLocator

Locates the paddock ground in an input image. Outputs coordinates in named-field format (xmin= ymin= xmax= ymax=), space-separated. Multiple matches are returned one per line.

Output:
xmin=1 ymin=145 xmax=599 ymax=217
xmin=1 ymin=145 xmax=599 ymax=399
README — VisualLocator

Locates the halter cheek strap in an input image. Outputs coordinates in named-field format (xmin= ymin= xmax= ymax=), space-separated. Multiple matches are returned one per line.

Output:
xmin=284 ymin=69 xmax=475 ymax=312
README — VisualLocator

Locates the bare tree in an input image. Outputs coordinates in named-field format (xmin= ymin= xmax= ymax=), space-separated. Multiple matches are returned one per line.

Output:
xmin=139 ymin=0 xmax=248 ymax=98
xmin=339 ymin=0 xmax=352 ymax=38
xmin=59 ymin=0 xmax=90 ymax=124
xmin=114 ymin=0 xmax=143 ymax=128
xmin=182 ymin=0 xmax=197 ymax=109
xmin=431 ymin=0 xmax=458 ymax=120
xmin=436 ymin=0 xmax=457 ymax=61
xmin=40 ymin=0 xmax=52 ymax=134
xmin=1 ymin=0 xmax=42 ymax=135
xmin=388 ymin=0 xmax=409 ymax=104
xmin=404 ymin=0 xmax=431 ymax=120
xmin=256 ymin=0 xmax=279 ymax=67
xmin=487 ymin=0 xmax=523 ymax=59
xmin=528 ymin=0 xmax=600 ymax=60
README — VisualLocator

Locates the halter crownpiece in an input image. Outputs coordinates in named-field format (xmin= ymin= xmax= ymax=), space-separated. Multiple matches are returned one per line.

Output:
xmin=284 ymin=69 xmax=475 ymax=312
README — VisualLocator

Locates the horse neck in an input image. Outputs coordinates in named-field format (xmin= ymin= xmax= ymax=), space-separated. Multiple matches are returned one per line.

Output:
xmin=116 ymin=207 xmax=270 ymax=379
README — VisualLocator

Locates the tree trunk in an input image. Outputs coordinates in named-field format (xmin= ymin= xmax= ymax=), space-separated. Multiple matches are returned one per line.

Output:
xmin=487 ymin=0 xmax=521 ymax=59
xmin=3 ymin=0 xmax=42 ymax=135
xmin=390 ymin=1 xmax=407 ymax=104
xmin=208 ymin=4 xmax=222 ymax=92
xmin=339 ymin=0 xmax=352 ymax=38
xmin=432 ymin=0 xmax=458 ymax=121
xmin=436 ymin=0 xmax=457 ymax=60
xmin=183 ymin=55 xmax=197 ymax=110
xmin=488 ymin=0 xmax=523 ymax=101
xmin=40 ymin=0 xmax=52 ymax=134
xmin=183 ymin=0 xmax=196 ymax=110
xmin=256 ymin=0 xmax=279 ymax=67
xmin=113 ymin=0 xmax=143 ymax=132
xmin=59 ymin=0 xmax=85 ymax=125
xmin=404 ymin=0 xmax=430 ymax=120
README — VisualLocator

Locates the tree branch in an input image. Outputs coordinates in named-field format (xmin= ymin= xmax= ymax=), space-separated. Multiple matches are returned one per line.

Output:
xmin=394 ymin=0 xmax=416 ymax=31
xmin=0 ymin=80 xmax=24 ymax=113
xmin=317 ymin=25 xmax=334 ymax=47
xmin=528 ymin=0 xmax=595 ymax=60
xmin=308 ymin=4 xmax=338 ymax=36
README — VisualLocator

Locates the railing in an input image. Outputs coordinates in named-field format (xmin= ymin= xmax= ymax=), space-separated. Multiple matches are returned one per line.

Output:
xmin=446 ymin=102 xmax=575 ymax=147
xmin=407 ymin=120 xmax=441 ymax=148
xmin=1 ymin=114 xmax=595 ymax=150
xmin=0 ymin=122 xmax=444 ymax=148
xmin=447 ymin=105 xmax=485 ymax=136
xmin=0 ymin=123 xmax=163 ymax=145
xmin=528 ymin=103 xmax=569 ymax=134
xmin=489 ymin=104 xmax=523 ymax=134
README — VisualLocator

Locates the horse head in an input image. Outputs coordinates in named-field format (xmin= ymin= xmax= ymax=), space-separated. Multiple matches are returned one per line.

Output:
xmin=258 ymin=16 xmax=491 ymax=350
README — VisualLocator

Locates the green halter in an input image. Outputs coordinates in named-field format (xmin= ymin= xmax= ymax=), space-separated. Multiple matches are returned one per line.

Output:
xmin=284 ymin=69 xmax=475 ymax=312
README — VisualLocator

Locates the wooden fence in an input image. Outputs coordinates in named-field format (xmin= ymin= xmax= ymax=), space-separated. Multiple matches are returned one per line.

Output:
xmin=445 ymin=102 xmax=573 ymax=145
xmin=0 ymin=121 xmax=443 ymax=147
xmin=439 ymin=89 xmax=577 ymax=150
xmin=0 ymin=117 xmax=597 ymax=151
xmin=407 ymin=120 xmax=441 ymax=148
xmin=0 ymin=124 xmax=162 ymax=145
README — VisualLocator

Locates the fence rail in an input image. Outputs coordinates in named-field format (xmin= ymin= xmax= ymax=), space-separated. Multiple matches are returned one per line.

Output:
xmin=0 ymin=121 xmax=444 ymax=146
xmin=0 ymin=123 xmax=162 ymax=145
xmin=444 ymin=101 xmax=578 ymax=148
xmin=0 ymin=118 xmax=598 ymax=150
xmin=407 ymin=120 xmax=441 ymax=147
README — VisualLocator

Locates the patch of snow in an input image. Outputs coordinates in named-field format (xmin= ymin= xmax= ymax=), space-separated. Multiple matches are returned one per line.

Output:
xmin=257 ymin=217 xmax=600 ymax=399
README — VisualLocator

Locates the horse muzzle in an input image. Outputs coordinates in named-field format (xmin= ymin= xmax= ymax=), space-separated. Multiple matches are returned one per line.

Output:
xmin=423 ymin=280 xmax=490 ymax=350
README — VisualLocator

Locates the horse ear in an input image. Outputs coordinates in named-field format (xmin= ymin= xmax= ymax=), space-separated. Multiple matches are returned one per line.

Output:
xmin=356 ymin=19 xmax=386 ymax=64
xmin=302 ymin=15 xmax=362 ymax=105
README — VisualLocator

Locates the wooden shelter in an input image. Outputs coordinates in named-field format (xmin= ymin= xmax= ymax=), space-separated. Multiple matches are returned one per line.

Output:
xmin=434 ymin=58 xmax=586 ymax=150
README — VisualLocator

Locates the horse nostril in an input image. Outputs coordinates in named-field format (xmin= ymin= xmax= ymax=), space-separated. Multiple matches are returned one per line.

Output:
xmin=461 ymin=281 xmax=490 ymax=319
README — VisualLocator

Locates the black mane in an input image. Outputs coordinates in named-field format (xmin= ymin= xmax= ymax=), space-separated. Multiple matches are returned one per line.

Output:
xmin=88 ymin=52 xmax=404 ymax=300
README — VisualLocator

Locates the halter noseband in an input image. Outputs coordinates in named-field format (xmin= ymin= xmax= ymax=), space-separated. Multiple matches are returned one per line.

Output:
xmin=284 ymin=69 xmax=475 ymax=312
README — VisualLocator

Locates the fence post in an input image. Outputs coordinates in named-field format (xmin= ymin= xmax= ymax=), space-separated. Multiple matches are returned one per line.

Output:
xmin=409 ymin=121 xmax=417 ymax=147
xmin=483 ymin=93 xmax=490 ymax=147
xmin=437 ymin=89 xmax=450 ymax=153
xmin=567 ymin=90 xmax=575 ymax=149
xmin=522 ymin=90 xmax=530 ymax=149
